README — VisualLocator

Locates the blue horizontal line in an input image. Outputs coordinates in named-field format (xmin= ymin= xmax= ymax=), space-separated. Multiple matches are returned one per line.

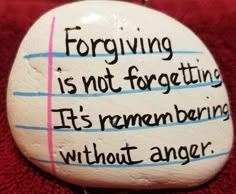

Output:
xmin=24 ymin=50 xmax=203 ymax=59
xmin=13 ymin=80 xmax=222 ymax=98
xmin=30 ymin=151 xmax=229 ymax=168
xmin=15 ymin=125 xmax=48 ymax=131
xmin=15 ymin=114 xmax=229 ymax=133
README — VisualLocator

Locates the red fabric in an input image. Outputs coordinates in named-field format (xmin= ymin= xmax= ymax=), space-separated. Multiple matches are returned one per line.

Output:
xmin=0 ymin=0 xmax=235 ymax=193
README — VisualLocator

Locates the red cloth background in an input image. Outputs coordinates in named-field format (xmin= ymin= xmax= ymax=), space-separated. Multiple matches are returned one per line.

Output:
xmin=0 ymin=0 xmax=235 ymax=193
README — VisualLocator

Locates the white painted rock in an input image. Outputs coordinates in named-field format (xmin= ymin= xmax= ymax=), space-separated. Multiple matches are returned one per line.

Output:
xmin=7 ymin=1 xmax=233 ymax=189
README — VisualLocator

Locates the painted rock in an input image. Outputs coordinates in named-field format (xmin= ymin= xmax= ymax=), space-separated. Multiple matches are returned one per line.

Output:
xmin=7 ymin=1 xmax=233 ymax=189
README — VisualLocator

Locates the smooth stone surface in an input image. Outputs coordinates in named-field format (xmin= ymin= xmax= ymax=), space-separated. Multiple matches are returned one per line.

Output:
xmin=7 ymin=1 xmax=233 ymax=189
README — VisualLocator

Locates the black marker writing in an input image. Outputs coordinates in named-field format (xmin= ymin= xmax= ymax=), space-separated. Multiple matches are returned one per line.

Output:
xmin=82 ymin=68 xmax=122 ymax=93
xmin=59 ymin=142 xmax=143 ymax=165
xmin=52 ymin=105 xmax=92 ymax=130
xmin=150 ymin=141 xmax=212 ymax=165
xmin=65 ymin=26 xmax=173 ymax=65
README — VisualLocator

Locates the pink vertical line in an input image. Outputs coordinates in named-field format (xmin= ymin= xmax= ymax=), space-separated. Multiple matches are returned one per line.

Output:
xmin=47 ymin=16 xmax=56 ymax=175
